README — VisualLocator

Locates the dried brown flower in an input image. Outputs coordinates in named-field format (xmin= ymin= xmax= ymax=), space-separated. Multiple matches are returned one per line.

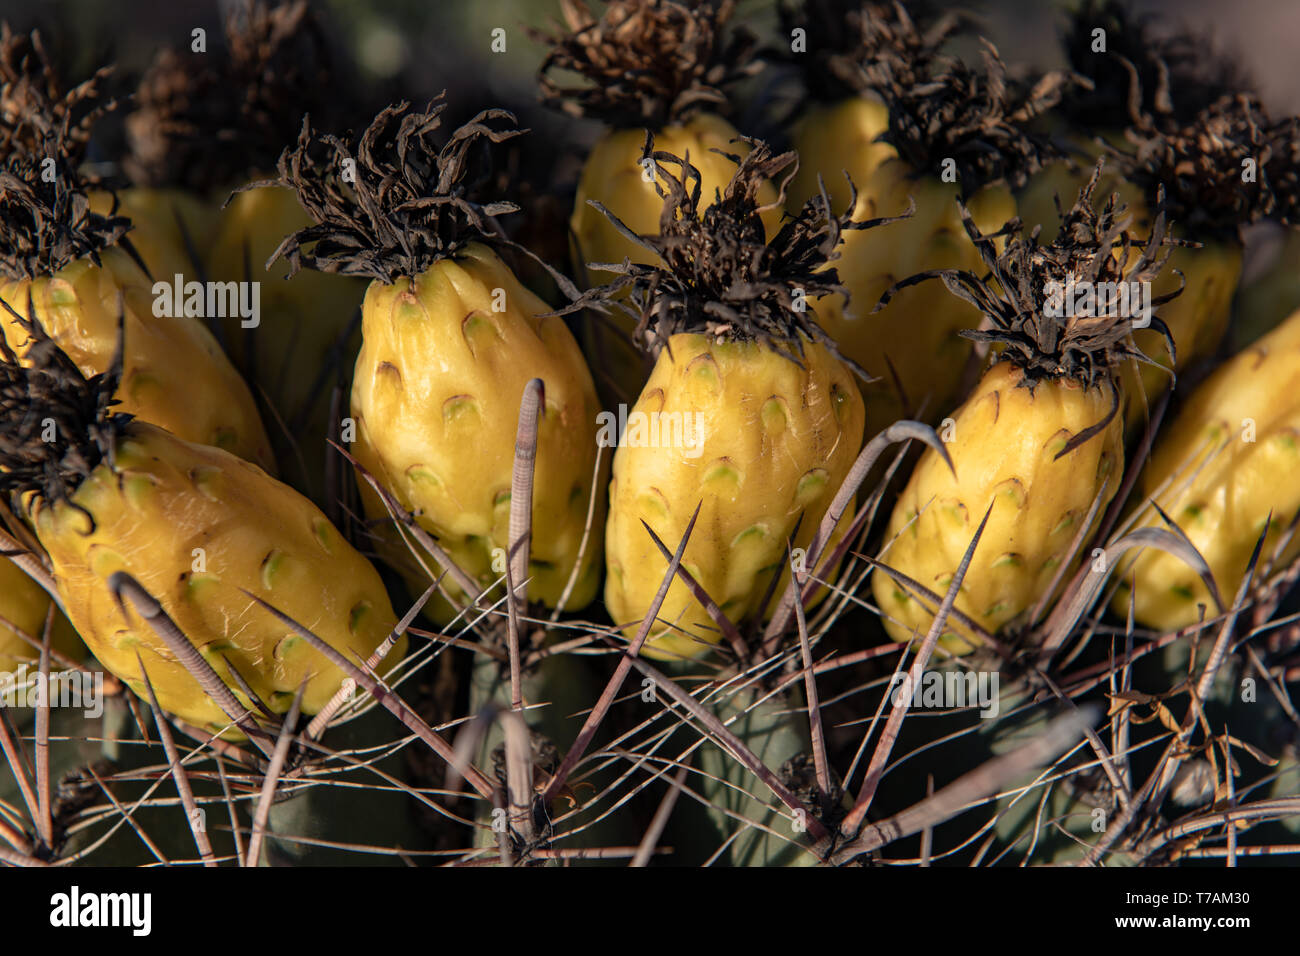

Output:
xmin=775 ymin=0 xmax=958 ymax=104
xmin=0 ymin=92 xmax=130 ymax=281
xmin=1112 ymin=94 xmax=1300 ymax=241
xmin=558 ymin=134 xmax=911 ymax=371
xmin=533 ymin=0 xmax=759 ymax=129
xmin=0 ymin=296 xmax=129 ymax=528
xmin=871 ymin=38 xmax=1078 ymax=194
xmin=124 ymin=0 xmax=333 ymax=190
xmin=1059 ymin=0 xmax=1252 ymax=132
xmin=254 ymin=95 xmax=572 ymax=289
xmin=0 ymin=22 xmax=114 ymax=160
xmin=877 ymin=160 xmax=1185 ymax=396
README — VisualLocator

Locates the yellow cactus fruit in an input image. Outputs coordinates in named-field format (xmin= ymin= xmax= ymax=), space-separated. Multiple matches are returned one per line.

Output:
xmin=873 ymin=166 xmax=1178 ymax=651
xmin=0 ymin=557 xmax=81 ymax=674
xmin=786 ymin=97 xmax=886 ymax=215
xmin=789 ymin=93 xmax=1017 ymax=440
xmin=261 ymin=98 xmax=606 ymax=623
xmin=534 ymin=0 xmax=780 ymax=405
xmin=878 ymin=363 xmax=1122 ymax=651
xmin=208 ymin=184 xmax=364 ymax=470
xmin=570 ymin=140 xmax=886 ymax=659
xmin=350 ymin=243 xmax=605 ymax=616
xmin=0 ymin=340 xmax=404 ymax=735
xmin=206 ymin=1 xmax=365 ymax=474
xmin=1112 ymin=307 xmax=1300 ymax=630
xmin=109 ymin=1 xmax=363 ymax=490
xmin=778 ymin=2 xmax=1073 ymax=438
xmin=1 ymin=244 xmax=274 ymax=471
xmin=606 ymin=333 xmax=863 ymax=659
xmin=806 ymin=157 xmax=1017 ymax=439
xmin=1019 ymin=4 xmax=1298 ymax=434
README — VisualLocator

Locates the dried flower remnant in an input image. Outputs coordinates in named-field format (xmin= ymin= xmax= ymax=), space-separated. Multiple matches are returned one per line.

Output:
xmin=260 ymin=97 xmax=605 ymax=619
xmin=1058 ymin=0 xmax=1252 ymax=132
xmin=534 ymin=0 xmax=759 ymax=130
xmin=0 ymin=61 xmax=275 ymax=470
xmin=873 ymin=163 xmax=1183 ymax=651
xmin=0 ymin=309 xmax=404 ymax=733
xmin=124 ymin=0 xmax=334 ymax=192
xmin=567 ymin=139 xmax=890 ymax=658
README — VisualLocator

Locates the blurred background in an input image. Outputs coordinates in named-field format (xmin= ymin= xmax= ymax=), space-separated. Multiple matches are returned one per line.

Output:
xmin=5 ymin=0 xmax=1295 ymax=127
xmin=2 ymin=0 xmax=1295 ymax=298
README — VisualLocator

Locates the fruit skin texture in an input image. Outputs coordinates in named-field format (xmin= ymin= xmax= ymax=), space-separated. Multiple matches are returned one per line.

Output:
xmin=1112 ymin=307 xmax=1300 ymax=630
xmin=605 ymin=333 xmax=865 ymax=660
xmin=570 ymin=113 xmax=783 ymax=402
xmin=0 ymin=557 xmax=81 ymax=674
xmin=874 ymin=362 xmax=1122 ymax=652
xmin=89 ymin=188 xmax=219 ymax=282
xmin=1018 ymin=152 xmax=1243 ymax=433
xmin=789 ymin=97 xmax=1018 ymax=438
xmin=30 ymin=423 xmax=403 ymax=733
xmin=208 ymin=184 xmax=364 ymax=449
xmin=0 ymin=246 xmax=275 ymax=472
xmin=351 ymin=243 xmax=605 ymax=621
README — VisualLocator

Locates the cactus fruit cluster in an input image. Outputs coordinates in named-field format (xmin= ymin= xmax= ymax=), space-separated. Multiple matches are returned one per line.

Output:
xmin=1 ymin=0 xmax=1299 ymax=875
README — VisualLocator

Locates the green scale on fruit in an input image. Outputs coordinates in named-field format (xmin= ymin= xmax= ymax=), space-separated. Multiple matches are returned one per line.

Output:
xmin=1017 ymin=1 xmax=1300 ymax=435
xmin=261 ymin=97 xmax=606 ymax=624
xmin=778 ymin=0 xmax=1076 ymax=442
xmin=533 ymin=0 xmax=783 ymax=407
xmin=561 ymin=138 xmax=896 ymax=660
xmin=0 ymin=316 xmax=404 ymax=735
xmin=873 ymin=163 xmax=1182 ymax=652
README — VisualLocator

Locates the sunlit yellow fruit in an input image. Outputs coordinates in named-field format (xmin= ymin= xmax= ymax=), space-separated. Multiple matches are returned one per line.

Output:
xmin=571 ymin=113 xmax=783 ymax=402
xmin=0 ymin=246 xmax=275 ymax=471
xmin=0 ymin=557 xmax=81 ymax=674
xmin=31 ymin=423 xmax=403 ymax=733
xmin=1112 ymin=307 xmax=1300 ymax=630
xmin=351 ymin=243 xmax=605 ymax=621
xmin=875 ymin=362 xmax=1122 ymax=652
xmin=605 ymin=333 xmax=864 ymax=660
xmin=1129 ymin=239 xmax=1242 ymax=406
xmin=790 ymin=96 xmax=1017 ymax=438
